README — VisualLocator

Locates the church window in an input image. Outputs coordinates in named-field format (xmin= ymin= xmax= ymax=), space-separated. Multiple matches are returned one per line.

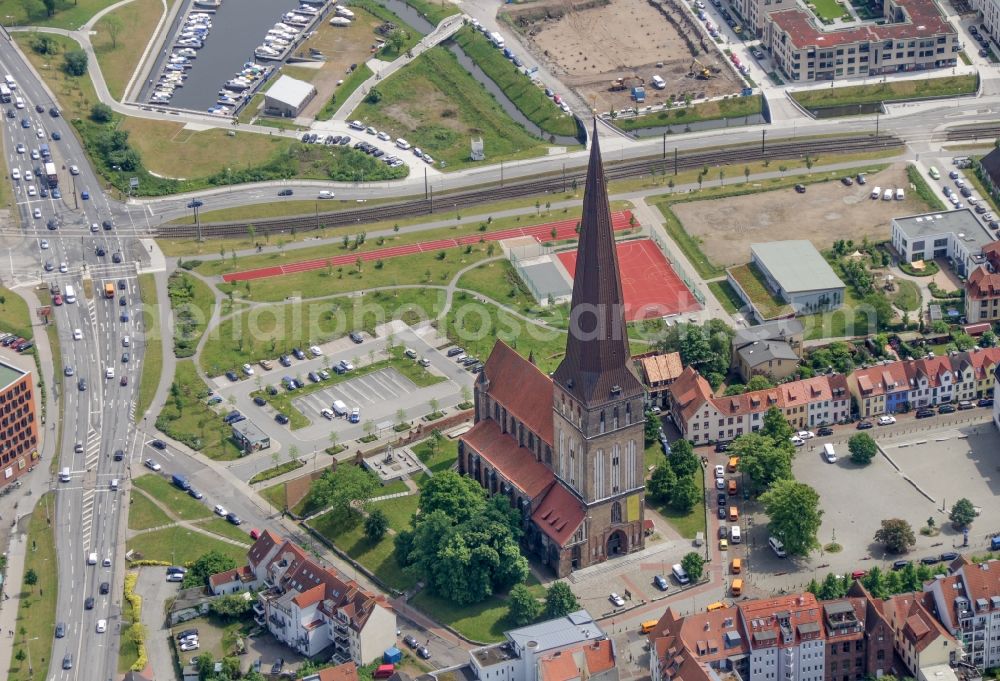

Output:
xmin=611 ymin=501 xmax=622 ymax=524
xmin=599 ymin=411 xmax=605 ymax=434
xmin=613 ymin=407 xmax=619 ymax=429
xmin=625 ymin=401 xmax=632 ymax=425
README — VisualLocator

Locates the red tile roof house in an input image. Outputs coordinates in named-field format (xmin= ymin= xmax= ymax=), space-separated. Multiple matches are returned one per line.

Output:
xmin=211 ymin=531 xmax=396 ymax=664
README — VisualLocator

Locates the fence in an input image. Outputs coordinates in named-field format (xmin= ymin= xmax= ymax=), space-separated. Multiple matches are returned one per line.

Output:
xmin=650 ymin=232 xmax=706 ymax=305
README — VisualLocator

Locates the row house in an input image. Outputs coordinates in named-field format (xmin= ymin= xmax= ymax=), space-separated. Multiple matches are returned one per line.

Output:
xmin=879 ymin=591 xmax=961 ymax=675
xmin=668 ymin=367 xmax=849 ymax=445
xmin=848 ymin=348 xmax=1000 ymax=417
xmin=924 ymin=557 xmax=1000 ymax=671
xmin=211 ymin=531 xmax=396 ymax=665
xmin=634 ymin=351 xmax=683 ymax=410
xmin=649 ymin=587 xmax=896 ymax=681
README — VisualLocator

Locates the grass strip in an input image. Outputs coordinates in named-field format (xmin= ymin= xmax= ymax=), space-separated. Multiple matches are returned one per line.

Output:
xmin=791 ymin=75 xmax=978 ymax=109
xmin=8 ymin=494 xmax=57 ymax=681
xmin=614 ymin=95 xmax=762 ymax=131
xmin=154 ymin=360 xmax=245 ymax=460
xmin=133 ymin=473 xmax=212 ymax=520
xmin=315 ymin=64 xmax=373 ymax=121
xmin=906 ymin=164 xmax=948 ymax=211
xmin=708 ymin=280 xmax=744 ymax=314
xmin=136 ymin=273 xmax=162 ymax=420
xmin=126 ymin=526 xmax=248 ymax=565
xmin=248 ymin=459 xmax=305 ymax=485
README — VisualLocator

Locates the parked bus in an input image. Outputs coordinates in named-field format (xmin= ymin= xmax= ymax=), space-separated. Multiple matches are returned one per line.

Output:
xmin=0 ymin=84 xmax=10 ymax=103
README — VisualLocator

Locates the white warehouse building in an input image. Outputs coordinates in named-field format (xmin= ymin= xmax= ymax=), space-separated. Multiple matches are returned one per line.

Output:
xmin=264 ymin=75 xmax=316 ymax=118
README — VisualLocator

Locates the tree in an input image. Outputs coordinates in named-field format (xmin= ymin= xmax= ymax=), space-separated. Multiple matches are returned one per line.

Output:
xmin=23 ymin=568 xmax=37 ymax=586
xmin=745 ymin=375 xmax=775 ymax=391
xmin=668 ymin=438 xmax=699 ymax=478
xmin=874 ymin=518 xmax=916 ymax=554
xmin=760 ymin=479 xmax=823 ymax=557
xmin=364 ymin=508 xmax=389 ymax=542
xmin=644 ymin=411 xmax=660 ymax=445
xmin=733 ymin=433 xmax=793 ymax=495
xmin=669 ymin=476 xmax=700 ymax=513
xmin=182 ymin=550 xmax=238 ymax=588
xmin=647 ymin=463 xmax=677 ymax=502
xmin=544 ymin=582 xmax=579 ymax=619
xmin=303 ymin=464 xmax=379 ymax=519
xmin=508 ymin=583 xmax=542 ymax=626
xmin=761 ymin=407 xmax=794 ymax=443
xmin=365 ymin=86 xmax=382 ymax=104
xmin=418 ymin=471 xmax=487 ymax=522
xmin=62 ymin=49 xmax=88 ymax=76
xmin=949 ymin=498 xmax=977 ymax=529
xmin=210 ymin=594 xmax=253 ymax=619
xmin=681 ymin=551 xmax=705 ymax=582
xmin=41 ymin=0 xmax=55 ymax=16
xmin=848 ymin=433 xmax=878 ymax=465
xmin=818 ymin=571 xmax=848 ymax=600
xmin=395 ymin=407 xmax=407 ymax=427
xmin=105 ymin=14 xmax=123 ymax=48
xmin=386 ymin=28 xmax=408 ymax=54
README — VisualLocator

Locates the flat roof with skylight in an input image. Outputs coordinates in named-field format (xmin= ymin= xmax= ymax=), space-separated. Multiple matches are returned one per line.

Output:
xmin=892 ymin=209 xmax=994 ymax=250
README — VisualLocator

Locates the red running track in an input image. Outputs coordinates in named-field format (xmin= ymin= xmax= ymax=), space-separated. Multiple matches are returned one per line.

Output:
xmin=557 ymin=239 xmax=700 ymax=322
xmin=222 ymin=211 xmax=635 ymax=282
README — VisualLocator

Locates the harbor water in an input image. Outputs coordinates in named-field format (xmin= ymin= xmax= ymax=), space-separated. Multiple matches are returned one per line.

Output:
xmin=166 ymin=0 xmax=303 ymax=111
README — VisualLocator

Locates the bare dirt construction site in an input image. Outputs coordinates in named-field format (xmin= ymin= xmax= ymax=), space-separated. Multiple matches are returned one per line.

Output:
xmin=504 ymin=0 xmax=742 ymax=111
xmin=672 ymin=164 xmax=928 ymax=268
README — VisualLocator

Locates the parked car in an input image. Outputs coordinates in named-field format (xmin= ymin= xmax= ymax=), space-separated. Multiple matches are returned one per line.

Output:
xmin=609 ymin=592 xmax=625 ymax=607
xmin=877 ymin=414 xmax=896 ymax=426
xmin=855 ymin=420 xmax=873 ymax=429
xmin=938 ymin=403 xmax=956 ymax=414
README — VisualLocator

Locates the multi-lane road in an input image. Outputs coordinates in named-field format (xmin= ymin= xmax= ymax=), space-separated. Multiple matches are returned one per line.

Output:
xmin=0 ymin=34 xmax=151 ymax=681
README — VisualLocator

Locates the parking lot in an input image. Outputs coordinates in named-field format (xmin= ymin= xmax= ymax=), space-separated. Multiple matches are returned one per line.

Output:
xmin=292 ymin=367 xmax=420 ymax=426
xmin=743 ymin=420 xmax=1000 ymax=593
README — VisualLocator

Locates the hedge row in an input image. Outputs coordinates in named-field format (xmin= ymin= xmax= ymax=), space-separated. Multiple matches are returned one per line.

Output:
xmin=124 ymin=573 xmax=148 ymax=672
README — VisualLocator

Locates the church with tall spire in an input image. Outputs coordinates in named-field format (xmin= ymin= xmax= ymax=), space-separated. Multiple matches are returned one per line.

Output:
xmin=458 ymin=125 xmax=646 ymax=577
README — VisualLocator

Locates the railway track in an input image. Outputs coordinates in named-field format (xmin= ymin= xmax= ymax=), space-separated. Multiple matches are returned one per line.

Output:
xmin=945 ymin=126 xmax=1000 ymax=141
xmin=159 ymin=134 xmax=905 ymax=239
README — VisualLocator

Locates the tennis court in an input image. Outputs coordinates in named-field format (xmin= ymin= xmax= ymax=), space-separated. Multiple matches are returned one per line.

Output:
xmin=557 ymin=239 xmax=700 ymax=321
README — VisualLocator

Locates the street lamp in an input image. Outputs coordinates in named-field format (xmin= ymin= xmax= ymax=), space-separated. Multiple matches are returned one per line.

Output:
xmin=187 ymin=199 xmax=204 ymax=242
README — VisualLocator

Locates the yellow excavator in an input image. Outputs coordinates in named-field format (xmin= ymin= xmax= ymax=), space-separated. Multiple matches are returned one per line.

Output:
xmin=610 ymin=75 xmax=644 ymax=91
xmin=689 ymin=58 xmax=713 ymax=79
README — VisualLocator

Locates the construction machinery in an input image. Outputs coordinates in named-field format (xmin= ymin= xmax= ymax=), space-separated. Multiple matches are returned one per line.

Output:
xmin=689 ymin=58 xmax=714 ymax=79
xmin=610 ymin=75 xmax=644 ymax=92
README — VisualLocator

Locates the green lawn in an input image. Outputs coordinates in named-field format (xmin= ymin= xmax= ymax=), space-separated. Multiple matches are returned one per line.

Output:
xmin=396 ymin=0 xmax=459 ymax=24
xmin=0 ymin=286 xmax=32 ymax=339
xmin=200 ymin=288 xmax=447 ymax=376
xmin=799 ymin=285 xmax=866 ymax=341
xmin=8 ymin=494 xmax=57 ymax=681
xmin=808 ymin=0 xmax=847 ymax=21
xmin=218 ymin=244 xmax=491 ymax=303
xmin=456 ymin=260 xmax=569 ymax=324
xmin=410 ymin=576 xmax=546 ymax=644
xmin=726 ymin=263 xmax=792 ymax=320
xmin=136 ymin=273 xmax=162 ymax=420
xmin=168 ymin=271 xmax=215 ymax=358
xmin=652 ymin=469 xmax=706 ymax=539
xmin=132 ymin=473 xmax=212 ymax=520
xmin=644 ymin=440 xmax=667 ymax=472
xmin=373 ymin=494 xmax=420 ymax=533
xmin=791 ymin=75 xmax=978 ymax=109
xmin=453 ymin=27 xmax=578 ymax=138
xmin=315 ymin=64 xmax=373 ymax=121
xmin=128 ymin=490 xmax=172 ymax=530
xmin=196 ymin=518 xmax=253 ymax=545
xmin=126 ymin=526 xmax=248 ymax=565
xmin=411 ymin=437 xmax=458 ymax=477
xmin=708 ymin=280 xmax=744 ymax=314
xmin=309 ymin=510 xmax=416 ymax=591
xmin=890 ymin=279 xmax=921 ymax=312
xmin=614 ymin=96 xmax=763 ymax=131
xmin=154 ymin=360 xmax=245 ymax=459
xmin=4 ymin=0 xmax=120 ymax=28
xmin=15 ymin=32 xmax=98 ymax=124
xmin=906 ymin=164 xmax=948 ymax=211
xmin=350 ymin=46 xmax=549 ymax=169
xmin=260 ymin=482 xmax=287 ymax=511
xmin=92 ymin=0 xmax=165 ymax=100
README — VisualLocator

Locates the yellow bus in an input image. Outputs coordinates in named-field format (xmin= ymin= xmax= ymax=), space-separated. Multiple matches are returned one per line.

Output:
xmin=640 ymin=620 xmax=659 ymax=634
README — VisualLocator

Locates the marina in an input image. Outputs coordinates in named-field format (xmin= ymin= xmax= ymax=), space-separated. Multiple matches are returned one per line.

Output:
xmin=140 ymin=0 xmax=324 ymax=113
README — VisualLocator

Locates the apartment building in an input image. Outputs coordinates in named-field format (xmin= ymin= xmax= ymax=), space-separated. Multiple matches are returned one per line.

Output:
xmin=973 ymin=0 xmax=1000 ymax=41
xmin=648 ymin=588 xmax=895 ymax=681
xmin=924 ymin=557 xmax=1000 ymax=671
xmin=965 ymin=242 xmax=1000 ymax=324
xmin=848 ymin=348 xmax=1000 ymax=417
xmin=668 ymin=367 xmax=850 ymax=444
xmin=211 ymin=531 xmax=396 ymax=665
xmin=880 ymin=592 xmax=961 ymax=675
xmin=764 ymin=0 xmax=959 ymax=82
xmin=731 ymin=0 xmax=795 ymax=37
xmin=0 ymin=360 xmax=39 ymax=488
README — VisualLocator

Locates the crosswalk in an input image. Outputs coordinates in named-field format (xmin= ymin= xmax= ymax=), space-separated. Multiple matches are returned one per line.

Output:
xmin=81 ymin=489 xmax=96 ymax=553
xmin=85 ymin=429 xmax=101 ymax=470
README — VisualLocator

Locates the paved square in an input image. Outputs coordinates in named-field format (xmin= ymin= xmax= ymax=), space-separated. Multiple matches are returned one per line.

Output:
xmin=292 ymin=368 xmax=419 ymax=424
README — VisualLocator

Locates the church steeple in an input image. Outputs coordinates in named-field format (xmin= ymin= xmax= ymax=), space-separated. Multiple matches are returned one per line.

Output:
xmin=552 ymin=121 xmax=643 ymax=406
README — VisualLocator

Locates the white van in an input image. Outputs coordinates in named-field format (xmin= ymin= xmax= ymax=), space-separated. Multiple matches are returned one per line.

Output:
xmin=651 ymin=74 xmax=666 ymax=89
xmin=59 ymin=467 xmax=71 ymax=482
xmin=895 ymin=187 xmax=905 ymax=200
xmin=14 ymin=96 xmax=23 ymax=109
xmin=823 ymin=443 xmax=837 ymax=463
xmin=110 ymin=478 xmax=119 ymax=491
xmin=87 ymin=552 xmax=98 ymax=565
xmin=332 ymin=399 xmax=348 ymax=417
xmin=5 ymin=75 xmax=16 ymax=89
xmin=122 ymin=336 xmax=130 ymax=347
xmin=769 ymin=535 xmax=787 ymax=557
xmin=317 ymin=190 xmax=334 ymax=199
xmin=395 ymin=138 xmax=411 ymax=150
xmin=730 ymin=525 xmax=742 ymax=543
xmin=671 ymin=563 xmax=690 ymax=584
xmin=64 ymin=284 xmax=77 ymax=304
